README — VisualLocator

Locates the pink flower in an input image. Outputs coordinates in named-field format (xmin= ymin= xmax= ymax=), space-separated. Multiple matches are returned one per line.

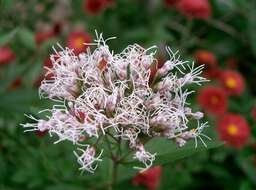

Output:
xmin=22 ymin=34 xmax=209 ymax=173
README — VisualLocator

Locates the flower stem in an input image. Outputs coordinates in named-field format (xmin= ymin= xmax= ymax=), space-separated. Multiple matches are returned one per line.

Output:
xmin=105 ymin=133 xmax=120 ymax=190
xmin=112 ymin=158 xmax=119 ymax=187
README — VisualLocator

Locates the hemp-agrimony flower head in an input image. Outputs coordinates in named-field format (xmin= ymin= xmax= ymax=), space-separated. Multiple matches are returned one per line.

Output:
xmin=21 ymin=32 xmax=210 ymax=173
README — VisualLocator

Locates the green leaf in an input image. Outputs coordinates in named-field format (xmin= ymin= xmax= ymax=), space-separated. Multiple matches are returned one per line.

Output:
xmin=41 ymin=38 xmax=59 ymax=52
xmin=0 ymin=89 xmax=49 ymax=118
xmin=18 ymin=28 xmax=36 ymax=50
xmin=0 ymin=63 xmax=28 ymax=92
xmin=0 ymin=28 xmax=18 ymax=46
xmin=239 ymin=180 xmax=252 ymax=190
xmin=0 ymin=0 xmax=14 ymax=10
xmin=236 ymin=156 xmax=256 ymax=185
xmin=98 ymin=158 xmax=113 ymax=184
xmin=23 ymin=59 xmax=43 ymax=87
xmin=119 ymin=166 xmax=137 ymax=181
xmin=247 ymin=2 xmax=256 ymax=58
xmin=125 ymin=138 xmax=223 ymax=166
xmin=149 ymin=138 xmax=222 ymax=165
xmin=46 ymin=185 xmax=85 ymax=190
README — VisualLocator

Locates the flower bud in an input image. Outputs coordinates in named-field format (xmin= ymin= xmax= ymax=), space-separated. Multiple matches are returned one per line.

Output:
xmin=158 ymin=60 xmax=174 ymax=76
xmin=176 ymin=138 xmax=186 ymax=147
xmin=38 ymin=120 xmax=50 ymax=132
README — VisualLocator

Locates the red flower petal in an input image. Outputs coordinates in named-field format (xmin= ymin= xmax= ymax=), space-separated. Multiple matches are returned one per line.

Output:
xmin=194 ymin=50 xmax=217 ymax=67
xmin=67 ymin=31 xmax=92 ymax=55
xmin=84 ymin=0 xmax=106 ymax=15
xmin=219 ymin=70 xmax=245 ymax=96
xmin=197 ymin=86 xmax=227 ymax=116
xmin=35 ymin=130 xmax=48 ymax=137
xmin=0 ymin=47 xmax=15 ymax=65
xmin=132 ymin=166 xmax=162 ymax=190
xmin=176 ymin=0 xmax=211 ymax=19
xmin=217 ymin=113 xmax=250 ymax=148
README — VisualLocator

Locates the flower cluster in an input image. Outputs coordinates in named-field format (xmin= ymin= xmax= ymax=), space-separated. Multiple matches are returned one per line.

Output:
xmin=195 ymin=50 xmax=251 ymax=148
xmin=217 ymin=114 xmax=250 ymax=148
xmin=22 ymin=33 xmax=209 ymax=173
xmin=197 ymin=86 xmax=227 ymax=115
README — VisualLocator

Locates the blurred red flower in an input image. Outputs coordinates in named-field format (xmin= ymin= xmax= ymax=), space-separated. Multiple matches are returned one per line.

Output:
xmin=217 ymin=113 xmax=250 ymax=148
xmin=97 ymin=58 xmax=108 ymax=71
xmin=194 ymin=50 xmax=217 ymax=67
xmin=35 ymin=31 xmax=56 ymax=45
xmin=165 ymin=0 xmax=178 ymax=7
xmin=251 ymin=106 xmax=256 ymax=121
xmin=225 ymin=57 xmax=239 ymax=69
xmin=219 ymin=70 xmax=245 ymax=96
xmin=83 ymin=0 xmax=114 ymax=15
xmin=84 ymin=0 xmax=105 ymax=15
xmin=149 ymin=63 xmax=158 ymax=85
xmin=194 ymin=50 xmax=220 ymax=79
xmin=251 ymin=143 xmax=256 ymax=151
xmin=149 ymin=58 xmax=164 ymax=84
xmin=197 ymin=86 xmax=227 ymax=115
xmin=35 ymin=23 xmax=62 ymax=45
xmin=77 ymin=111 xmax=87 ymax=123
xmin=0 ymin=47 xmax=15 ymax=65
xmin=176 ymin=0 xmax=211 ymax=19
xmin=33 ymin=57 xmax=54 ymax=87
xmin=132 ymin=166 xmax=162 ymax=190
xmin=103 ymin=0 xmax=115 ymax=7
xmin=203 ymin=68 xmax=222 ymax=80
xmin=67 ymin=31 xmax=92 ymax=55
xmin=8 ymin=77 xmax=22 ymax=90
xmin=35 ymin=130 xmax=48 ymax=138
xmin=44 ymin=57 xmax=53 ymax=69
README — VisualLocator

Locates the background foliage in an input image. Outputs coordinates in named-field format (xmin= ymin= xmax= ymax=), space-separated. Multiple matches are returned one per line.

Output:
xmin=0 ymin=0 xmax=256 ymax=189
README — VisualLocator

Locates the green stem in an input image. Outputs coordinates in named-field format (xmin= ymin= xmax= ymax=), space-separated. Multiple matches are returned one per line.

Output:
xmin=179 ymin=19 xmax=193 ymax=52
xmin=105 ymin=134 xmax=122 ymax=190
xmin=111 ymin=159 xmax=119 ymax=189
xmin=206 ymin=19 xmax=246 ymax=43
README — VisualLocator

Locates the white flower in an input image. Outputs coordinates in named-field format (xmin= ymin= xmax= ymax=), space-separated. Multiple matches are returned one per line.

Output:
xmin=40 ymin=47 xmax=83 ymax=100
xmin=74 ymin=146 xmax=103 ymax=173
xmin=133 ymin=144 xmax=156 ymax=171
xmin=22 ymin=32 xmax=209 ymax=173
xmin=21 ymin=115 xmax=50 ymax=132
